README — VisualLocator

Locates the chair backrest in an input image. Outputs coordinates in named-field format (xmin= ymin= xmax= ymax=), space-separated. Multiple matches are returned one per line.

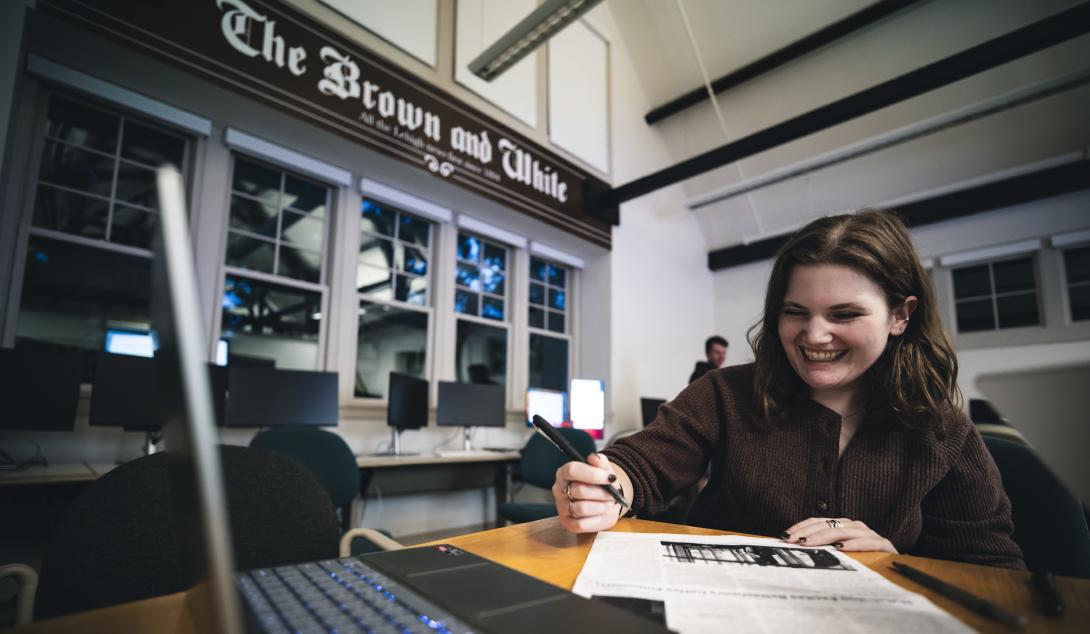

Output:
xmin=519 ymin=427 xmax=596 ymax=489
xmin=34 ymin=445 xmax=341 ymax=619
xmin=249 ymin=426 xmax=360 ymax=508
xmin=983 ymin=436 xmax=1090 ymax=578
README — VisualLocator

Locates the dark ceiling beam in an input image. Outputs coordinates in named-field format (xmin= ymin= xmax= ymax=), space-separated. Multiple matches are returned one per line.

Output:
xmin=606 ymin=1 xmax=1090 ymax=216
xmin=706 ymin=159 xmax=1090 ymax=271
xmin=644 ymin=0 xmax=924 ymax=125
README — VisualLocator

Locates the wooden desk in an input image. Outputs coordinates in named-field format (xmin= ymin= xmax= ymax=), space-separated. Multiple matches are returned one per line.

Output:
xmin=354 ymin=452 xmax=521 ymax=518
xmin=17 ymin=518 xmax=1090 ymax=633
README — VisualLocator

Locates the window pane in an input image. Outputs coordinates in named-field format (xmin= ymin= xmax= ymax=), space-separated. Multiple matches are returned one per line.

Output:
xmin=548 ymin=264 xmax=567 ymax=288
xmin=548 ymin=287 xmax=565 ymax=311
xmin=361 ymin=199 xmax=395 ymax=236
xmin=480 ymin=266 xmax=505 ymax=296
xmin=281 ymin=211 xmax=324 ymax=252
xmin=529 ymin=307 xmax=544 ymax=329
xmin=1070 ymin=284 xmax=1090 ymax=321
xmin=226 ymin=233 xmax=275 ymax=274
xmin=996 ymin=292 xmax=1039 ymax=329
xmin=359 ymin=235 xmax=395 ymax=270
xmin=454 ymin=289 xmax=478 ymax=316
xmin=39 ymin=141 xmax=114 ymax=198
xmin=993 ymin=257 xmax=1034 ymax=294
xmin=277 ymin=246 xmax=322 ymax=283
xmin=284 ymin=175 xmax=327 ymax=218
xmin=229 ymin=194 xmax=279 ymax=236
xmin=116 ymin=161 xmax=158 ymax=209
xmin=46 ymin=95 xmax=118 ymax=154
xmin=547 ymin=310 xmax=565 ymax=333
xmin=529 ymin=282 xmax=544 ymax=305
xmin=221 ymin=275 xmax=321 ymax=370
xmin=111 ymin=204 xmax=156 ymax=249
xmin=456 ymin=261 xmax=481 ymax=291
xmin=483 ymin=243 xmax=506 ymax=272
xmin=121 ymin=120 xmax=185 ymax=168
xmin=399 ymin=214 xmax=430 ymax=247
xmin=956 ymin=298 xmax=995 ymax=333
xmin=395 ymin=274 xmax=427 ymax=305
xmin=529 ymin=333 xmax=568 ymax=391
xmin=232 ymin=159 xmax=281 ymax=205
xmin=16 ymin=235 xmax=150 ymax=354
xmin=456 ymin=233 xmax=480 ymax=261
xmin=32 ymin=185 xmax=108 ymax=239
xmin=357 ymin=263 xmax=393 ymax=296
xmin=456 ymin=320 xmax=506 ymax=388
xmin=401 ymin=245 xmax=428 ymax=276
xmin=482 ymin=296 xmax=504 ymax=320
xmin=530 ymin=257 xmax=547 ymax=282
xmin=952 ymin=265 xmax=991 ymax=300
xmin=355 ymin=301 xmax=429 ymax=398
xmin=1064 ymin=247 xmax=1090 ymax=284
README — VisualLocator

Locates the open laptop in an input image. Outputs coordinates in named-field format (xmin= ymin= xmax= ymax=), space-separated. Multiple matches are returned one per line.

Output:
xmin=152 ymin=166 xmax=669 ymax=633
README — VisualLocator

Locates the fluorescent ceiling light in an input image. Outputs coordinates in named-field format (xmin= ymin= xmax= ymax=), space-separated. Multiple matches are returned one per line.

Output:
xmin=468 ymin=0 xmax=602 ymax=82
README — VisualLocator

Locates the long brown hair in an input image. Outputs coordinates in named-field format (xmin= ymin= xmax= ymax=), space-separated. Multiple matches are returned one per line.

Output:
xmin=747 ymin=209 xmax=960 ymax=434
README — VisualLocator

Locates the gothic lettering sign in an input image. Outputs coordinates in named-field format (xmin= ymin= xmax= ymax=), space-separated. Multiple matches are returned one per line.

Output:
xmin=38 ymin=0 xmax=613 ymax=248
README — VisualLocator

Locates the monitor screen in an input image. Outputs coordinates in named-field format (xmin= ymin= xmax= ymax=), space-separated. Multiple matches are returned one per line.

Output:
xmin=388 ymin=372 xmax=428 ymax=430
xmin=90 ymin=352 xmax=227 ymax=429
xmin=105 ymin=329 xmax=155 ymax=358
xmin=570 ymin=378 xmax=605 ymax=439
xmin=0 ymin=345 xmax=82 ymax=431
xmin=225 ymin=366 xmax=338 ymax=427
xmin=527 ymin=387 xmax=566 ymax=427
xmin=436 ymin=381 xmax=505 ymax=428
xmin=640 ymin=398 xmax=666 ymax=427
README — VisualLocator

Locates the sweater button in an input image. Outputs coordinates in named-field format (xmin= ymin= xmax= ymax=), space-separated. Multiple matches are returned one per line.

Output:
xmin=816 ymin=500 xmax=828 ymax=512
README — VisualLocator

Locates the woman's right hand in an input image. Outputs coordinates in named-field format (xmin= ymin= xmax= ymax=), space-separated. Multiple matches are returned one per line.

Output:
xmin=553 ymin=453 xmax=628 ymax=533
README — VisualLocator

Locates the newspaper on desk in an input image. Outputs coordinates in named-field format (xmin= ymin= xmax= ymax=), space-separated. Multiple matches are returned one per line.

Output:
xmin=572 ymin=532 xmax=973 ymax=634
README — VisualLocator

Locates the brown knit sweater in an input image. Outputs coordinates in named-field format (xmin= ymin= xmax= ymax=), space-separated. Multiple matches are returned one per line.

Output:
xmin=604 ymin=364 xmax=1025 ymax=569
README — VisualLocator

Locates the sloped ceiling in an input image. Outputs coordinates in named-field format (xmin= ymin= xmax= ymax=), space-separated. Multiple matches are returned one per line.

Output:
xmin=604 ymin=0 xmax=1090 ymax=252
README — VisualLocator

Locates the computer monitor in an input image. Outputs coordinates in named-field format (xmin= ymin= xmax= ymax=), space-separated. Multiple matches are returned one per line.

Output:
xmin=570 ymin=378 xmax=605 ymax=440
xmin=437 ymin=381 xmax=505 ymax=451
xmin=90 ymin=352 xmax=227 ymax=436
xmin=105 ymin=328 xmax=155 ymax=358
xmin=224 ymin=366 xmax=338 ymax=427
xmin=376 ymin=372 xmax=428 ymax=456
xmin=527 ymin=387 xmax=566 ymax=427
xmin=640 ymin=398 xmax=666 ymax=427
xmin=0 ymin=345 xmax=82 ymax=432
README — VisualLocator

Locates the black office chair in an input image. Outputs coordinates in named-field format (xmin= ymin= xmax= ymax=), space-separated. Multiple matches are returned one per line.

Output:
xmin=32 ymin=445 xmax=342 ymax=620
xmin=983 ymin=436 xmax=1090 ymax=578
xmin=249 ymin=426 xmax=361 ymax=531
xmin=499 ymin=427 xmax=596 ymax=524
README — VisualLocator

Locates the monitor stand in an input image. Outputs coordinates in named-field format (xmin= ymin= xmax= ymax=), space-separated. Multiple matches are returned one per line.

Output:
xmin=143 ymin=430 xmax=163 ymax=456
xmin=370 ymin=427 xmax=419 ymax=457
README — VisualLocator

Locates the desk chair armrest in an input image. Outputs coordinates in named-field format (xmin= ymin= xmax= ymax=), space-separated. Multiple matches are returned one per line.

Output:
xmin=340 ymin=528 xmax=404 ymax=557
xmin=0 ymin=563 xmax=39 ymax=625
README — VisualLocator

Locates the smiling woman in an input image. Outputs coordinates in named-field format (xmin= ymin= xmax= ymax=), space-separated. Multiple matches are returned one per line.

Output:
xmin=554 ymin=209 xmax=1025 ymax=571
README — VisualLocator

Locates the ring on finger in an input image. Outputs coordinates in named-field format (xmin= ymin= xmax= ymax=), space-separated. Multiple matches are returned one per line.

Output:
xmin=568 ymin=499 xmax=578 ymax=519
xmin=825 ymin=518 xmax=841 ymax=529
xmin=562 ymin=483 xmax=572 ymax=500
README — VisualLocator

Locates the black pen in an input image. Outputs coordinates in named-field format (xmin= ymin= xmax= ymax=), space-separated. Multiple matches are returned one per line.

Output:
xmin=1030 ymin=571 xmax=1064 ymax=617
xmin=891 ymin=562 xmax=1027 ymax=629
xmin=531 ymin=415 xmax=631 ymax=511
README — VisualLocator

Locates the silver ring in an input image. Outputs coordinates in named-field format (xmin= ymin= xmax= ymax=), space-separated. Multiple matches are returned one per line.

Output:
xmin=826 ymin=519 xmax=841 ymax=529
xmin=568 ymin=499 xmax=578 ymax=518
xmin=562 ymin=483 xmax=573 ymax=500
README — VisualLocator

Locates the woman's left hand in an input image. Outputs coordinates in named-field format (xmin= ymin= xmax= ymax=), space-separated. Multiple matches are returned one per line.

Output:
xmin=781 ymin=517 xmax=898 ymax=554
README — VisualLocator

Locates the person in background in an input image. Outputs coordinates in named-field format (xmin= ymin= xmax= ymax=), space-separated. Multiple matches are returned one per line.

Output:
xmin=554 ymin=209 xmax=1024 ymax=569
xmin=689 ymin=335 xmax=728 ymax=384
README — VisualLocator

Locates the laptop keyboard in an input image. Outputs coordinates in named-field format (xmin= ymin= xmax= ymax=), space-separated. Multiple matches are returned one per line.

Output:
xmin=238 ymin=557 xmax=474 ymax=634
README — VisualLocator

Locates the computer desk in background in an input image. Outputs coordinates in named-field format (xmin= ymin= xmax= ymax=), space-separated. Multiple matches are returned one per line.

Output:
xmin=15 ymin=518 xmax=1090 ymax=633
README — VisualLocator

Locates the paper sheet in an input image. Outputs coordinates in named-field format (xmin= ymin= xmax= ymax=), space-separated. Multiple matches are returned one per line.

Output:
xmin=572 ymin=532 xmax=973 ymax=633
